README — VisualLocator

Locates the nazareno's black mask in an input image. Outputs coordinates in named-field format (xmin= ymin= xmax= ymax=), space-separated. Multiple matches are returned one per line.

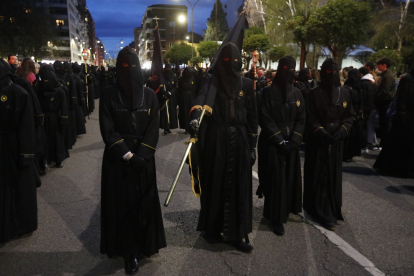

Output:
xmin=273 ymin=56 xmax=296 ymax=89
xmin=320 ymin=58 xmax=340 ymax=91
xmin=53 ymin=61 xmax=65 ymax=75
xmin=63 ymin=61 xmax=73 ymax=74
xmin=39 ymin=65 xmax=60 ymax=92
xmin=116 ymin=46 xmax=144 ymax=109
xmin=213 ymin=42 xmax=243 ymax=98
xmin=298 ymin=68 xmax=310 ymax=83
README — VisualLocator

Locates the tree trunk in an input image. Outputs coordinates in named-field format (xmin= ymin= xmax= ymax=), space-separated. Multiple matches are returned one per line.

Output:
xmin=396 ymin=0 xmax=410 ymax=55
xmin=300 ymin=41 xmax=308 ymax=69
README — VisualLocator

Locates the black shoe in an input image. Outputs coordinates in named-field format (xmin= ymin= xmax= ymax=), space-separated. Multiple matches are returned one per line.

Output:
xmin=203 ymin=232 xmax=223 ymax=243
xmin=55 ymin=162 xmax=63 ymax=168
xmin=124 ymin=255 xmax=139 ymax=275
xmin=323 ymin=222 xmax=336 ymax=231
xmin=167 ymin=130 xmax=171 ymax=133
xmin=233 ymin=240 xmax=253 ymax=253
xmin=272 ymin=223 xmax=285 ymax=236
xmin=39 ymin=164 xmax=49 ymax=176
xmin=163 ymin=130 xmax=168 ymax=135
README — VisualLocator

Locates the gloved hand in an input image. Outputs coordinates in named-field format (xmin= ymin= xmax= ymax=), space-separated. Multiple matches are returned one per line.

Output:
xmin=128 ymin=155 xmax=147 ymax=170
xmin=277 ymin=141 xmax=290 ymax=155
xmin=188 ymin=109 xmax=201 ymax=137
xmin=250 ymin=148 xmax=256 ymax=166
xmin=322 ymin=134 xmax=336 ymax=145
xmin=163 ymin=91 xmax=172 ymax=99
xmin=332 ymin=132 xmax=343 ymax=143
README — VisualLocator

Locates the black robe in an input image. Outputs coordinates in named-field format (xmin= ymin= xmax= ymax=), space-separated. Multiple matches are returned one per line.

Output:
xmin=99 ymin=85 xmax=166 ymax=257
xmin=57 ymin=72 xmax=77 ymax=148
xmin=303 ymin=86 xmax=353 ymax=225
xmin=38 ymin=86 xmax=69 ymax=164
xmin=0 ymin=79 xmax=38 ymax=243
xmin=258 ymin=85 xmax=305 ymax=224
xmin=160 ymin=74 xmax=179 ymax=130
xmin=177 ymin=76 xmax=196 ymax=131
xmin=374 ymin=75 xmax=414 ymax=177
xmin=343 ymin=81 xmax=364 ymax=161
xmin=196 ymin=77 xmax=258 ymax=241
xmin=71 ymin=73 xmax=86 ymax=135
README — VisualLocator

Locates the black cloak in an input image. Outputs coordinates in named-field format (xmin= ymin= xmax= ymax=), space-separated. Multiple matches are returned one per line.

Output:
xmin=99 ymin=46 xmax=166 ymax=258
xmin=160 ymin=64 xmax=179 ymax=130
xmin=374 ymin=75 xmax=414 ymax=177
xmin=193 ymin=43 xmax=258 ymax=241
xmin=257 ymin=56 xmax=305 ymax=225
xmin=37 ymin=65 xmax=69 ymax=164
xmin=177 ymin=67 xmax=196 ymax=131
xmin=303 ymin=58 xmax=354 ymax=227
xmin=0 ymin=59 xmax=38 ymax=243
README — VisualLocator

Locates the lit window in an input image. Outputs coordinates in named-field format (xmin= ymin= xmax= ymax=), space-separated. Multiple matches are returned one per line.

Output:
xmin=56 ymin=20 xmax=65 ymax=26
xmin=85 ymin=18 xmax=88 ymax=22
xmin=25 ymin=9 xmax=31 ymax=13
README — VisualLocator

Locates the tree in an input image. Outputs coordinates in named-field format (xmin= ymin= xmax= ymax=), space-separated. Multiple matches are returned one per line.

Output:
xmin=0 ymin=1 xmax=56 ymax=59
xmin=163 ymin=42 xmax=194 ymax=65
xmin=367 ymin=49 xmax=403 ymax=73
xmin=190 ymin=56 xmax=204 ymax=67
xmin=306 ymin=0 xmax=371 ymax=68
xmin=353 ymin=51 xmax=373 ymax=65
xmin=197 ymin=41 xmax=219 ymax=66
xmin=268 ymin=46 xmax=286 ymax=63
xmin=204 ymin=0 xmax=229 ymax=41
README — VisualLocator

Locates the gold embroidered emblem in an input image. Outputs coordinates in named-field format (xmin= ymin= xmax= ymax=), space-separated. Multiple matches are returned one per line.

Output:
xmin=192 ymin=82 xmax=194 ymax=84
xmin=148 ymin=108 xmax=151 ymax=115
xmin=51 ymin=97 xmax=54 ymax=101
xmin=296 ymin=100 xmax=300 ymax=107
xmin=1 ymin=95 xmax=7 ymax=102
xmin=67 ymin=82 xmax=70 ymax=86
xmin=239 ymin=91 xmax=244 ymax=97
xmin=343 ymin=101 xmax=347 ymax=108
xmin=172 ymin=81 xmax=174 ymax=84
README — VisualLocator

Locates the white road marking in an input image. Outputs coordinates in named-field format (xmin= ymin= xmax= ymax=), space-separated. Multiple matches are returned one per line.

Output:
xmin=252 ymin=171 xmax=259 ymax=180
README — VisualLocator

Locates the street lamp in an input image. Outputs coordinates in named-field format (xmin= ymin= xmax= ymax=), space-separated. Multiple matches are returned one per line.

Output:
xmin=112 ymin=39 xmax=124 ymax=61
xmin=173 ymin=14 xmax=186 ymax=42
xmin=186 ymin=0 xmax=201 ymax=57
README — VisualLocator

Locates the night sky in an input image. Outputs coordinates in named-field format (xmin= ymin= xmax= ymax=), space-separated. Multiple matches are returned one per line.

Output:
xmin=87 ymin=0 xmax=216 ymax=58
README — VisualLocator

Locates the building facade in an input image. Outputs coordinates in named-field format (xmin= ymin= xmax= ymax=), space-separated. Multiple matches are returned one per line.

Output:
xmin=36 ymin=0 xmax=96 ymax=64
xmin=137 ymin=4 xmax=188 ymax=67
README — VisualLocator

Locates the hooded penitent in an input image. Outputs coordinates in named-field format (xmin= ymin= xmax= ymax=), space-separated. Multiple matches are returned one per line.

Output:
xmin=320 ymin=58 xmax=340 ymax=99
xmin=63 ymin=61 xmax=73 ymax=74
xmin=163 ymin=63 xmax=172 ymax=81
xmin=213 ymin=42 xmax=243 ymax=98
xmin=72 ymin=63 xmax=81 ymax=74
xmin=116 ymin=46 xmax=144 ymax=110
xmin=39 ymin=65 xmax=60 ymax=93
xmin=273 ymin=56 xmax=296 ymax=89
xmin=298 ymin=68 xmax=310 ymax=83
xmin=53 ymin=61 xmax=65 ymax=75
xmin=344 ymin=68 xmax=361 ymax=92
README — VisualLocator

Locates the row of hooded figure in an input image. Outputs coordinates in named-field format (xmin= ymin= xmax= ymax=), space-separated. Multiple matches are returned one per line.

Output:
xmin=142 ymin=65 xmax=206 ymax=135
xmin=0 ymin=58 xmax=113 ymax=244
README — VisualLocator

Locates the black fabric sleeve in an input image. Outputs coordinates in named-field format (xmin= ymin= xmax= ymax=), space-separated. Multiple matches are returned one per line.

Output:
xmin=306 ymin=88 xmax=329 ymax=139
xmin=99 ymin=89 xmax=130 ymax=159
xmin=59 ymin=89 xmax=69 ymax=126
xmin=290 ymin=90 xmax=306 ymax=145
xmin=244 ymin=78 xmax=258 ymax=149
xmin=137 ymin=89 xmax=160 ymax=160
xmin=259 ymin=86 xmax=284 ymax=144
xmin=17 ymin=88 xmax=35 ymax=166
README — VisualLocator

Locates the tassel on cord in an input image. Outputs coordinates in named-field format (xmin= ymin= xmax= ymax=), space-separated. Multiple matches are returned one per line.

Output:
xmin=185 ymin=138 xmax=202 ymax=198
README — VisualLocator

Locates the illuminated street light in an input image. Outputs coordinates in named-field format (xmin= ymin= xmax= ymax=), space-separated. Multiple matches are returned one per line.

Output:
xmin=178 ymin=14 xmax=186 ymax=23
xmin=186 ymin=36 xmax=189 ymax=39
xmin=121 ymin=41 xmax=123 ymax=44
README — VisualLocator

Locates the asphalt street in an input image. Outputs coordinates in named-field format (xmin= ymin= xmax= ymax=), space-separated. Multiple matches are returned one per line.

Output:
xmin=1 ymin=99 xmax=413 ymax=276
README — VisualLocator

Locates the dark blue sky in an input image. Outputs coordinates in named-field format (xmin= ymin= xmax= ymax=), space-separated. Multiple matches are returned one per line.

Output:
xmin=87 ymin=0 xmax=216 ymax=58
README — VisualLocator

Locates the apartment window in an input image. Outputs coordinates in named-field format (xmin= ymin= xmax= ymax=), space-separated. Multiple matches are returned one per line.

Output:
xmin=56 ymin=19 xmax=65 ymax=26
xmin=85 ymin=18 xmax=88 ymax=22
xmin=49 ymin=7 xmax=67 ymax=15
xmin=169 ymin=42 xmax=175 ymax=47
xmin=58 ymin=29 xmax=69 ymax=36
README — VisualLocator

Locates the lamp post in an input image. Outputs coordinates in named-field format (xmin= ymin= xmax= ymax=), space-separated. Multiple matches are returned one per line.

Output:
xmin=186 ymin=0 xmax=201 ymax=58
xmin=112 ymin=39 xmax=124 ymax=62
xmin=82 ymin=48 xmax=90 ymax=119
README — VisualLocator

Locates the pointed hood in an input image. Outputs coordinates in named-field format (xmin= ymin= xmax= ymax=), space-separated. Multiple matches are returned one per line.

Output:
xmin=273 ymin=56 xmax=296 ymax=89
xmin=116 ymin=46 xmax=144 ymax=109
xmin=150 ymin=25 xmax=165 ymax=94
xmin=213 ymin=42 xmax=243 ymax=98
xmin=53 ymin=61 xmax=65 ymax=75
xmin=163 ymin=63 xmax=173 ymax=81
xmin=63 ymin=61 xmax=73 ymax=74
xmin=320 ymin=58 xmax=340 ymax=95
xmin=209 ymin=11 xmax=249 ymax=73
xmin=39 ymin=65 xmax=60 ymax=92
